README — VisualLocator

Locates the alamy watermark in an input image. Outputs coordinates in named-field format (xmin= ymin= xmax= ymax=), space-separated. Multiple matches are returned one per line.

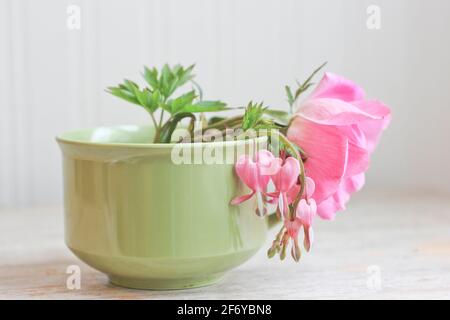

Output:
xmin=366 ymin=5 xmax=381 ymax=30
xmin=170 ymin=128 xmax=281 ymax=169
xmin=66 ymin=264 xmax=81 ymax=290
xmin=366 ymin=265 xmax=382 ymax=291
xmin=66 ymin=5 xmax=81 ymax=30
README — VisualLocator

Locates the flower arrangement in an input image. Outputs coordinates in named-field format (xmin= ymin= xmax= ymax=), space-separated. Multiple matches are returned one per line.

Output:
xmin=108 ymin=63 xmax=391 ymax=262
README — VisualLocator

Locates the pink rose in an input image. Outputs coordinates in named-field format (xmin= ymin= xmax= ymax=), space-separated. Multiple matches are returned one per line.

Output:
xmin=287 ymin=73 xmax=391 ymax=219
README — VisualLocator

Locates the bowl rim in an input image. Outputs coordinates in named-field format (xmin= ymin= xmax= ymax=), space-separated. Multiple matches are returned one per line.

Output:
xmin=56 ymin=124 xmax=268 ymax=149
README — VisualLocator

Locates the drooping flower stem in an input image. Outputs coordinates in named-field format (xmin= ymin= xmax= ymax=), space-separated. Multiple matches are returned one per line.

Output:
xmin=292 ymin=157 xmax=306 ymax=211
xmin=260 ymin=130 xmax=307 ymax=217
xmin=268 ymin=226 xmax=285 ymax=258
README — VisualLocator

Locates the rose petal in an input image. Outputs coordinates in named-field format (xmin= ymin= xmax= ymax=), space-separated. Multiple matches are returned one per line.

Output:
xmin=308 ymin=72 xmax=365 ymax=102
xmin=297 ymin=98 xmax=383 ymax=126
xmin=305 ymin=177 xmax=316 ymax=199
xmin=316 ymin=196 xmax=341 ymax=220
xmin=287 ymin=117 xmax=348 ymax=203
xmin=353 ymin=100 xmax=391 ymax=153
xmin=316 ymin=175 xmax=363 ymax=220
xmin=345 ymin=173 xmax=365 ymax=193
xmin=345 ymin=141 xmax=370 ymax=177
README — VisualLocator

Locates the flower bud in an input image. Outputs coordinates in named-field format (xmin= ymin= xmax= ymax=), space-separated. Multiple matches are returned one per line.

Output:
xmin=275 ymin=242 xmax=281 ymax=252
xmin=280 ymin=243 xmax=287 ymax=260
xmin=291 ymin=240 xmax=301 ymax=262
xmin=267 ymin=246 xmax=276 ymax=258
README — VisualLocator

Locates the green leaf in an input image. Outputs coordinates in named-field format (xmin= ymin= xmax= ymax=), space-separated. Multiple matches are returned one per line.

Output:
xmin=123 ymin=79 xmax=139 ymax=93
xmin=107 ymin=87 xmax=140 ymax=105
xmin=167 ymin=64 xmax=195 ymax=98
xmin=160 ymin=64 xmax=174 ymax=98
xmin=190 ymin=79 xmax=203 ymax=101
xmin=242 ymin=101 xmax=267 ymax=131
xmin=171 ymin=90 xmax=197 ymax=114
xmin=181 ymin=100 xmax=227 ymax=113
xmin=285 ymin=85 xmax=294 ymax=106
xmin=263 ymin=109 xmax=290 ymax=126
xmin=175 ymin=64 xmax=195 ymax=88
xmin=132 ymin=87 xmax=147 ymax=107
xmin=172 ymin=64 xmax=182 ymax=75
xmin=143 ymin=67 xmax=159 ymax=91
xmin=140 ymin=64 xmax=198 ymax=103
xmin=141 ymin=89 xmax=157 ymax=112
xmin=148 ymin=89 xmax=161 ymax=112
xmin=294 ymin=61 xmax=327 ymax=100
xmin=299 ymin=61 xmax=327 ymax=89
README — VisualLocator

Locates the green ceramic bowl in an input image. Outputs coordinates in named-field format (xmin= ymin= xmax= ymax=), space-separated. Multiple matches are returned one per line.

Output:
xmin=56 ymin=125 xmax=275 ymax=290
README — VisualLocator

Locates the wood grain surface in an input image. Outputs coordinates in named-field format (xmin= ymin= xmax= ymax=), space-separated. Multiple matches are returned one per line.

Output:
xmin=1 ymin=192 xmax=450 ymax=299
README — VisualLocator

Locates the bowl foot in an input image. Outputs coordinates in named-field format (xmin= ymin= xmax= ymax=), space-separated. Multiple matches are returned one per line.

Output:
xmin=108 ymin=274 xmax=224 ymax=290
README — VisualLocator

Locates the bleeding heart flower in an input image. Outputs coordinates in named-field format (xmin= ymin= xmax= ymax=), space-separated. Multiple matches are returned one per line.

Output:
xmin=287 ymin=72 xmax=391 ymax=220
xmin=269 ymin=157 xmax=301 ymax=217
xmin=230 ymin=150 xmax=281 ymax=216
xmin=284 ymin=218 xmax=303 ymax=261
xmin=295 ymin=177 xmax=317 ymax=252
xmin=281 ymin=177 xmax=317 ymax=250
xmin=284 ymin=218 xmax=302 ymax=239
xmin=278 ymin=176 xmax=316 ymax=261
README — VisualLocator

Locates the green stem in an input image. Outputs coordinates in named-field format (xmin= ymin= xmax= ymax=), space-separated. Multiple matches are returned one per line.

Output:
xmin=148 ymin=111 xmax=161 ymax=143
xmin=148 ymin=111 xmax=158 ymax=128
xmin=158 ymin=109 xmax=165 ymax=127
xmin=160 ymin=113 xmax=196 ymax=143
xmin=183 ymin=115 xmax=244 ymax=143
xmin=204 ymin=115 xmax=243 ymax=130
xmin=259 ymin=130 xmax=306 ymax=219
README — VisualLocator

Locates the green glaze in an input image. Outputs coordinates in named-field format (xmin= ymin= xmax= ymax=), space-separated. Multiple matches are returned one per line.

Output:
xmin=56 ymin=125 xmax=277 ymax=290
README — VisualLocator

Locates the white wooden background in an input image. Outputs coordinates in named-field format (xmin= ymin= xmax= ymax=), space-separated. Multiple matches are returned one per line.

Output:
xmin=1 ymin=0 xmax=450 ymax=207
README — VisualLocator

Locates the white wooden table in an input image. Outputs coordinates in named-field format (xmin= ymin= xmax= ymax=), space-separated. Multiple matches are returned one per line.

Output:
xmin=1 ymin=192 xmax=450 ymax=299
